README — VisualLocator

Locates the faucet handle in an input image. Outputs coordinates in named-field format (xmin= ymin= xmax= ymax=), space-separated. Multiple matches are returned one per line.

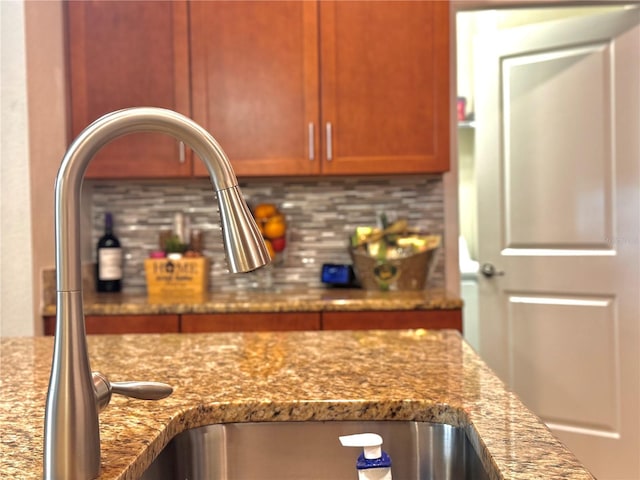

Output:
xmin=92 ymin=372 xmax=173 ymax=411
xmin=110 ymin=380 xmax=173 ymax=400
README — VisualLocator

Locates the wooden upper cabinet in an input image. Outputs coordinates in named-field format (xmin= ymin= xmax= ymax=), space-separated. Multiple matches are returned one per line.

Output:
xmin=66 ymin=0 xmax=449 ymax=179
xmin=66 ymin=1 xmax=192 ymax=178
xmin=319 ymin=1 xmax=450 ymax=174
xmin=190 ymin=1 xmax=320 ymax=177
xmin=190 ymin=0 xmax=450 ymax=178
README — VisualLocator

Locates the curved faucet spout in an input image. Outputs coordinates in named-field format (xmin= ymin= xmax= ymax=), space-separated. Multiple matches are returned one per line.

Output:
xmin=44 ymin=107 xmax=270 ymax=479
xmin=55 ymin=107 xmax=268 ymax=292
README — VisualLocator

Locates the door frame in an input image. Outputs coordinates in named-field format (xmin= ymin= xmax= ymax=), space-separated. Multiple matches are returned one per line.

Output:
xmin=444 ymin=0 xmax=638 ymax=307
xmin=447 ymin=1 xmax=640 ymax=477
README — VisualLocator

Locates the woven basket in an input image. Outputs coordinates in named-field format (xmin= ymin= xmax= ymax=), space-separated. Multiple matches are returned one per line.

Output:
xmin=350 ymin=247 xmax=437 ymax=291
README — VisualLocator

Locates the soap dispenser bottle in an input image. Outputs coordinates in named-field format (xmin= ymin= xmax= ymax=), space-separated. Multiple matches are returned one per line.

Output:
xmin=339 ymin=433 xmax=392 ymax=480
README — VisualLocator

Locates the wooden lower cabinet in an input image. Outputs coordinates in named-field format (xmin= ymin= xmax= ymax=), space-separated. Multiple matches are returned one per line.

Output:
xmin=322 ymin=310 xmax=462 ymax=332
xmin=181 ymin=313 xmax=321 ymax=333
xmin=43 ymin=310 xmax=462 ymax=335
xmin=43 ymin=315 xmax=180 ymax=335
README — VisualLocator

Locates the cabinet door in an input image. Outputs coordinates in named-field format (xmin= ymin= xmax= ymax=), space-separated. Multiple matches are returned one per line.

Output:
xmin=190 ymin=1 xmax=320 ymax=177
xmin=319 ymin=1 xmax=450 ymax=174
xmin=66 ymin=1 xmax=191 ymax=178
xmin=181 ymin=313 xmax=321 ymax=332
xmin=43 ymin=315 xmax=180 ymax=335
xmin=322 ymin=310 xmax=462 ymax=332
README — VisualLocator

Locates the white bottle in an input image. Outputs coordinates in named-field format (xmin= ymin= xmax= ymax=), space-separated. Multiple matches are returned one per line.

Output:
xmin=339 ymin=433 xmax=392 ymax=480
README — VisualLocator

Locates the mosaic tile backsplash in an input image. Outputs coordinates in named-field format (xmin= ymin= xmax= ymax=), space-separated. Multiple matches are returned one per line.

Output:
xmin=89 ymin=176 xmax=445 ymax=293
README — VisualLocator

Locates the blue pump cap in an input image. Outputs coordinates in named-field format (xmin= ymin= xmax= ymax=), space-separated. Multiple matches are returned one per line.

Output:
xmin=339 ymin=433 xmax=392 ymax=473
xmin=357 ymin=451 xmax=392 ymax=470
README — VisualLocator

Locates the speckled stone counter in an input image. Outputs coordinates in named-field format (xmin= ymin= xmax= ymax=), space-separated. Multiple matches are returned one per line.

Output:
xmin=0 ymin=330 xmax=593 ymax=479
xmin=42 ymin=288 xmax=463 ymax=316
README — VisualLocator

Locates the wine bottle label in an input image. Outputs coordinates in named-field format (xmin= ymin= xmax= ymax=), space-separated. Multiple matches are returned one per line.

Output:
xmin=98 ymin=248 xmax=123 ymax=280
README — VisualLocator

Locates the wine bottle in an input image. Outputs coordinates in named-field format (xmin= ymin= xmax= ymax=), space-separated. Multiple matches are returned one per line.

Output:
xmin=96 ymin=212 xmax=122 ymax=292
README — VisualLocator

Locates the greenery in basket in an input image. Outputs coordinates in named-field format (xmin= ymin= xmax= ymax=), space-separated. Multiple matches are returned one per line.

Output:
xmin=164 ymin=234 xmax=188 ymax=254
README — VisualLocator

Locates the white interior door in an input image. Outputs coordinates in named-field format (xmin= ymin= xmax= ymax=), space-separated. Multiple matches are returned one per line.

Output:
xmin=475 ymin=7 xmax=640 ymax=479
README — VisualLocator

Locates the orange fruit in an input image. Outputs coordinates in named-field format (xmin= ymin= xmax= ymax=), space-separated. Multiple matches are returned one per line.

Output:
xmin=254 ymin=203 xmax=277 ymax=219
xmin=263 ymin=216 xmax=286 ymax=239
xmin=263 ymin=238 xmax=275 ymax=259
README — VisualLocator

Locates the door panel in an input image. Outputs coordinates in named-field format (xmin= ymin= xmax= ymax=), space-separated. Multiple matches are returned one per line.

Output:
xmin=508 ymin=294 xmax=618 ymax=433
xmin=321 ymin=310 xmax=462 ymax=332
xmin=502 ymin=44 xmax=614 ymax=249
xmin=181 ymin=313 xmax=321 ymax=332
xmin=475 ymin=7 xmax=640 ymax=478
xmin=67 ymin=1 xmax=191 ymax=178
xmin=190 ymin=1 xmax=320 ymax=177
xmin=319 ymin=0 xmax=449 ymax=174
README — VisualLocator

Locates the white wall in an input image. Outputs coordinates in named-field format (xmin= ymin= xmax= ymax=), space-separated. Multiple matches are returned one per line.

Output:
xmin=0 ymin=0 xmax=66 ymax=337
xmin=24 ymin=0 xmax=68 ymax=336
xmin=1 ymin=0 xmax=34 ymax=336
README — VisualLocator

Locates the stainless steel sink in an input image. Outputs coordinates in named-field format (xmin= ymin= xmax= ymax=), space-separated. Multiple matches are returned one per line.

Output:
xmin=140 ymin=421 xmax=491 ymax=480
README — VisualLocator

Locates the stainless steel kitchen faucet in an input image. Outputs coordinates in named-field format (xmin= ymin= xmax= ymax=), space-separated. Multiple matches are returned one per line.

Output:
xmin=44 ymin=107 xmax=270 ymax=479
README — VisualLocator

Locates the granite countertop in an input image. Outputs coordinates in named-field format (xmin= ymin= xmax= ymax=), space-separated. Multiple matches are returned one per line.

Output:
xmin=42 ymin=288 xmax=463 ymax=316
xmin=0 ymin=329 xmax=593 ymax=480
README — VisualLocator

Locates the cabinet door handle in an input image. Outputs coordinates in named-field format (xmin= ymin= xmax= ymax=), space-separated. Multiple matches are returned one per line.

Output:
xmin=178 ymin=141 xmax=186 ymax=164
xmin=308 ymin=122 xmax=315 ymax=161
xmin=326 ymin=122 xmax=333 ymax=161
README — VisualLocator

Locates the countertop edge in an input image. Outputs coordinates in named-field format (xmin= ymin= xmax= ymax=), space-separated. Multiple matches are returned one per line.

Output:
xmin=41 ymin=289 xmax=463 ymax=317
